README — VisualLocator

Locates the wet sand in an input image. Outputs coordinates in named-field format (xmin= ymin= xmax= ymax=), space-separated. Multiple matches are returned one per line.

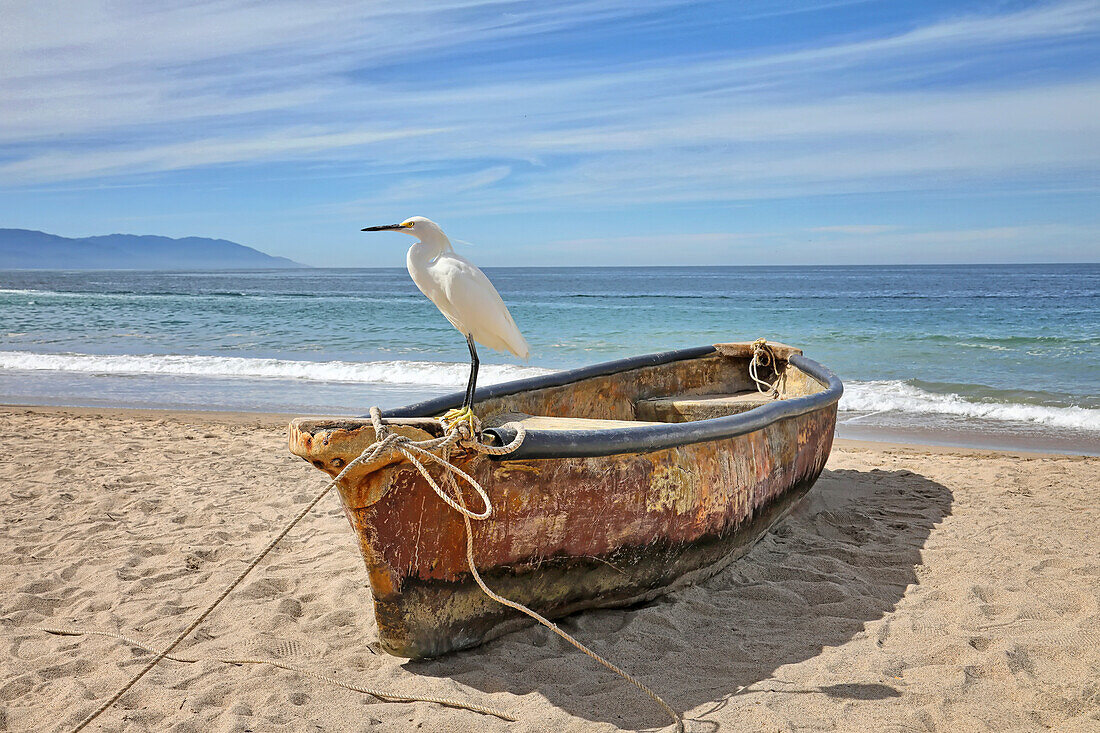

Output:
xmin=1 ymin=405 xmax=1097 ymax=732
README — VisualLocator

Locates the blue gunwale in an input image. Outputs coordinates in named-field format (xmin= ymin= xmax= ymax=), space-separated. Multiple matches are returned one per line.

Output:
xmin=377 ymin=345 xmax=843 ymax=460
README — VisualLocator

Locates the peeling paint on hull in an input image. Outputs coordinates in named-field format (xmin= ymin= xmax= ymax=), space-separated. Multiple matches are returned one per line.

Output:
xmin=290 ymin=345 xmax=840 ymax=659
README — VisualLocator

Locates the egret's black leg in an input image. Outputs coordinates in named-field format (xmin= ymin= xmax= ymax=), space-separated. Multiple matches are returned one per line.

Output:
xmin=463 ymin=334 xmax=480 ymax=410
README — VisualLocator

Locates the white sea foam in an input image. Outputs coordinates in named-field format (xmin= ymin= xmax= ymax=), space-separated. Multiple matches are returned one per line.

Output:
xmin=956 ymin=342 xmax=1011 ymax=352
xmin=4 ymin=350 xmax=1097 ymax=431
xmin=0 ymin=287 xmax=87 ymax=297
xmin=0 ymin=350 xmax=555 ymax=387
xmin=841 ymin=380 xmax=1100 ymax=431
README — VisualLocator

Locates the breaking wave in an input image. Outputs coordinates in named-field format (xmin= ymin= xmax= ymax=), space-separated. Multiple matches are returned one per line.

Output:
xmin=841 ymin=380 xmax=1100 ymax=431
xmin=3 ymin=350 xmax=1097 ymax=431
xmin=0 ymin=351 xmax=555 ymax=387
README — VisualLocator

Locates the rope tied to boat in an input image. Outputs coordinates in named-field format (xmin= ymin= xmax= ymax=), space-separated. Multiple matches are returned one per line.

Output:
xmin=41 ymin=627 xmax=517 ymax=721
xmin=364 ymin=405 xmax=526 ymax=520
xmin=54 ymin=408 xmax=523 ymax=732
xmin=370 ymin=406 xmax=684 ymax=731
xmin=52 ymin=406 xmax=683 ymax=732
xmin=749 ymin=337 xmax=782 ymax=398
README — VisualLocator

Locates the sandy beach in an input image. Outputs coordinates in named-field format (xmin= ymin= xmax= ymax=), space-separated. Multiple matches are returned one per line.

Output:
xmin=1 ymin=405 xmax=1097 ymax=732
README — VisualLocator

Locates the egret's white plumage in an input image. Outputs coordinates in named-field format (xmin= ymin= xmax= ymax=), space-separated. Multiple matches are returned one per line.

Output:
xmin=402 ymin=218 xmax=529 ymax=359
xmin=361 ymin=216 xmax=528 ymax=414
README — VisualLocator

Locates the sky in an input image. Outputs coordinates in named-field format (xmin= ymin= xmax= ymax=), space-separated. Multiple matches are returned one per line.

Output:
xmin=1 ymin=0 xmax=1099 ymax=266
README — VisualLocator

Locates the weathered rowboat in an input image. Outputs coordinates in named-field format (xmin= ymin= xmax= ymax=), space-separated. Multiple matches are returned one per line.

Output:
xmin=289 ymin=341 xmax=842 ymax=659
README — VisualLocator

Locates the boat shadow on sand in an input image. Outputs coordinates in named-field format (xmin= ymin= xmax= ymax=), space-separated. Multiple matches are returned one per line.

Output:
xmin=408 ymin=467 xmax=953 ymax=730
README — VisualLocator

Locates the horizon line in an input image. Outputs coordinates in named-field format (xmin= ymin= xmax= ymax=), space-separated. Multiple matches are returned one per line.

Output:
xmin=2 ymin=261 xmax=1098 ymax=273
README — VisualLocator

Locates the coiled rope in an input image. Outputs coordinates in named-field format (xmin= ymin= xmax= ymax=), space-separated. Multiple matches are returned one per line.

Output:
xmin=749 ymin=337 xmax=781 ymax=397
xmin=52 ymin=406 xmax=683 ymax=732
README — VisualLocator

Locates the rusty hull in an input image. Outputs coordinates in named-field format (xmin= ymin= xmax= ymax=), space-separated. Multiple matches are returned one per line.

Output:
xmin=289 ymin=348 xmax=839 ymax=658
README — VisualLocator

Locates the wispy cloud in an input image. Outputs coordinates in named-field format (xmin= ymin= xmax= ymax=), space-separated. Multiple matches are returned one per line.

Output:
xmin=549 ymin=232 xmax=760 ymax=250
xmin=522 ymin=224 xmax=1100 ymax=266
xmin=0 ymin=1 xmax=693 ymax=141
xmin=791 ymin=224 xmax=1100 ymax=264
xmin=3 ymin=0 xmax=1099 ymax=195
xmin=809 ymin=225 xmax=898 ymax=235
xmin=1 ymin=1 xmax=1098 ymax=264
xmin=0 ymin=127 xmax=449 ymax=182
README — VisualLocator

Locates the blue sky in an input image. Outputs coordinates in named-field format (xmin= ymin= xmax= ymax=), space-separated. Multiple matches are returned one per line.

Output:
xmin=1 ymin=0 xmax=1098 ymax=266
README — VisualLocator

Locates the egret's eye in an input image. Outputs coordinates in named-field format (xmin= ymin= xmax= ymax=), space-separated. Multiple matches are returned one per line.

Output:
xmin=402 ymin=221 xmax=414 ymax=228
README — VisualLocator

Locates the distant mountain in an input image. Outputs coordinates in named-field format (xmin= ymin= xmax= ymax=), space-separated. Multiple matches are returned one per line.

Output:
xmin=0 ymin=229 xmax=304 ymax=269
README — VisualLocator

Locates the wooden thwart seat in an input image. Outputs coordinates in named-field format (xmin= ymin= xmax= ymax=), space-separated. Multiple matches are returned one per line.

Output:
xmin=485 ymin=412 xmax=664 ymax=431
xmin=636 ymin=392 xmax=779 ymax=423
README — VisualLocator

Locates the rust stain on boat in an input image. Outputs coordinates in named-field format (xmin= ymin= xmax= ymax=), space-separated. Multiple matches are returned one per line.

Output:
xmin=289 ymin=343 xmax=839 ymax=658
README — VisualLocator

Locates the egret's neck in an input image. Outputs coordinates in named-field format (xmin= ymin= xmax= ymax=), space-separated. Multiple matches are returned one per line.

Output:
xmin=406 ymin=231 xmax=452 ymax=279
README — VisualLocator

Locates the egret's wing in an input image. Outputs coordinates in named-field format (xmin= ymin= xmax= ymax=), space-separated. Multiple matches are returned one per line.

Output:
xmin=407 ymin=262 xmax=464 ymax=333
xmin=431 ymin=253 xmax=529 ymax=359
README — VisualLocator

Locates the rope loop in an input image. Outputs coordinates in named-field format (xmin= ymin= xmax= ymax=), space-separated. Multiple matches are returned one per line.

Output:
xmin=62 ymin=404 xmax=683 ymax=733
xmin=327 ymin=408 xmax=681 ymax=729
xmin=364 ymin=406 xmax=526 ymax=521
xmin=749 ymin=337 xmax=781 ymax=397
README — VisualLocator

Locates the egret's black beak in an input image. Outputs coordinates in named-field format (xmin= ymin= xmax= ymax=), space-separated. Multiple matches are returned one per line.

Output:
xmin=361 ymin=224 xmax=405 ymax=232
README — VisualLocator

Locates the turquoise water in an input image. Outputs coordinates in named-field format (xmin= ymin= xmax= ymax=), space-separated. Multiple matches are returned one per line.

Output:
xmin=1 ymin=265 xmax=1097 ymax=452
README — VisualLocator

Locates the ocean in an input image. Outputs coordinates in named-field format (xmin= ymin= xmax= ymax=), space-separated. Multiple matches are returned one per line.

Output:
xmin=1 ymin=265 xmax=1097 ymax=454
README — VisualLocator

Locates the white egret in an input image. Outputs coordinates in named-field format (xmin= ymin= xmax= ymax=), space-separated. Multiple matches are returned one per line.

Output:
xmin=361 ymin=216 xmax=529 ymax=426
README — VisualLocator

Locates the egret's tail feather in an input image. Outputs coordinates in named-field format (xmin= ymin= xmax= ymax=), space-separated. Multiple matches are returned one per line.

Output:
xmin=508 ymin=333 xmax=530 ymax=361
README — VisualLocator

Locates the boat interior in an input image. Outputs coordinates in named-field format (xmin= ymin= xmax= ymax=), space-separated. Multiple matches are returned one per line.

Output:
xmin=290 ymin=341 xmax=834 ymax=471
xmin=474 ymin=341 xmax=827 ymax=432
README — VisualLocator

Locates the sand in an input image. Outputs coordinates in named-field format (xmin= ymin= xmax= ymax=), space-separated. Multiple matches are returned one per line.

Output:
xmin=1 ymin=405 xmax=1097 ymax=732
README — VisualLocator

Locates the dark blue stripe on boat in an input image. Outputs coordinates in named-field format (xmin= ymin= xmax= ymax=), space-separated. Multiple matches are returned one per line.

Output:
xmin=375 ymin=346 xmax=843 ymax=460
